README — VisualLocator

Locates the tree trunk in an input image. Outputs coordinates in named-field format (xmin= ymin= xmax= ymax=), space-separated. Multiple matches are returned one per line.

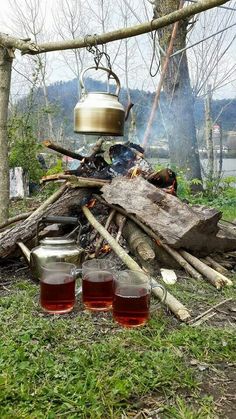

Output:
xmin=0 ymin=47 xmax=13 ymax=223
xmin=154 ymin=1 xmax=202 ymax=184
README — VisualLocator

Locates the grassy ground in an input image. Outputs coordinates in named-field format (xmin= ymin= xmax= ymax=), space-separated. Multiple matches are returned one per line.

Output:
xmin=2 ymin=187 xmax=236 ymax=418
xmin=0 ymin=268 xmax=235 ymax=419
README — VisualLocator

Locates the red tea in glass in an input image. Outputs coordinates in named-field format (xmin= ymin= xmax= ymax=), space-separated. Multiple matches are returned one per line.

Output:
xmin=40 ymin=274 xmax=75 ymax=314
xmin=113 ymin=286 xmax=150 ymax=327
xmin=82 ymin=270 xmax=114 ymax=311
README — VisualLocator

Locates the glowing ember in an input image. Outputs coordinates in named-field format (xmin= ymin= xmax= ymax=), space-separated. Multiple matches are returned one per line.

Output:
xmin=101 ymin=244 xmax=111 ymax=254
xmin=86 ymin=199 xmax=96 ymax=209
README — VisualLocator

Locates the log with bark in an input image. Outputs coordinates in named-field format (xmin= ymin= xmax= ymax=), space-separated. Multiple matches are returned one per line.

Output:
xmin=115 ymin=214 xmax=160 ymax=276
xmin=101 ymin=176 xmax=236 ymax=255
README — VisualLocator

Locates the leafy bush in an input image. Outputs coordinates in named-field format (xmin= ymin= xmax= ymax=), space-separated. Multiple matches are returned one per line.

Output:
xmin=8 ymin=114 xmax=45 ymax=182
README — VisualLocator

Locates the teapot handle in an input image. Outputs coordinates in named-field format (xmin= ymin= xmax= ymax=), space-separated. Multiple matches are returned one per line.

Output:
xmin=80 ymin=66 xmax=121 ymax=97
xmin=36 ymin=216 xmax=80 ymax=245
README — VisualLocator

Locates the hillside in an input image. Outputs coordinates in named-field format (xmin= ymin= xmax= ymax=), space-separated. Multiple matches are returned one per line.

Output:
xmin=23 ymin=77 xmax=236 ymax=144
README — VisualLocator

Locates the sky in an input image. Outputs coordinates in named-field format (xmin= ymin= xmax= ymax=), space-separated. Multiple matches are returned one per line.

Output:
xmin=0 ymin=0 xmax=236 ymax=100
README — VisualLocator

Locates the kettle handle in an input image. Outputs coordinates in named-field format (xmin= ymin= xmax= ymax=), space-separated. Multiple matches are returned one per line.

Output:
xmin=36 ymin=216 xmax=80 ymax=246
xmin=80 ymin=66 xmax=121 ymax=97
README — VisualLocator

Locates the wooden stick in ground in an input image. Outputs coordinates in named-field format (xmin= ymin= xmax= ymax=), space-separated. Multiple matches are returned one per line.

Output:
xmin=82 ymin=205 xmax=191 ymax=322
xmin=95 ymin=209 xmax=116 ymax=257
xmin=94 ymin=195 xmax=202 ymax=280
xmin=189 ymin=298 xmax=233 ymax=326
xmin=179 ymin=250 xmax=233 ymax=288
xmin=0 ymin=211 xmax=34 ymax=231
xmin=204 ymin=256 xmax=229 ymax=275
xmin=43 ymin=140 xmax=84 ymax=160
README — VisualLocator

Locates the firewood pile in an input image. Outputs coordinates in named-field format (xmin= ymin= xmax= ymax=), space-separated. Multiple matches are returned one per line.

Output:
xmin=0 ymin=138 xmax=235 ymax=322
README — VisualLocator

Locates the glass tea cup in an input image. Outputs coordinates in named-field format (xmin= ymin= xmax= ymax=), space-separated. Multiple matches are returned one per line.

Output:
xmin=40 ymin=262 xmax=80 ymax=314
xmin=113 ymin=270 xmax=167 ymax=328
xmin=81 ymin=259 xmax=116 ymax=311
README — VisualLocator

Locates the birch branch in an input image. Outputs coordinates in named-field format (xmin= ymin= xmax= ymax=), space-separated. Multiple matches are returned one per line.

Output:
xmin=0 ymin=1 xmax=230 ymax=55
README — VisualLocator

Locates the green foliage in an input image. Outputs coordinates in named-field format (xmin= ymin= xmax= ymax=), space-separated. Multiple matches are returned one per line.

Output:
xmin=8 ymin=114 xmax=45 ymax=182
xmin=176 ymin=171 xmax=236 ymax=221
xmin=45 ymin=159 xmax=63 ymax=176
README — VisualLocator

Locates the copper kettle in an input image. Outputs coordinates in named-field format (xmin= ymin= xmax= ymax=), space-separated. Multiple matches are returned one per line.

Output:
xmin=74 ymin=66 xmax=125 ymax=136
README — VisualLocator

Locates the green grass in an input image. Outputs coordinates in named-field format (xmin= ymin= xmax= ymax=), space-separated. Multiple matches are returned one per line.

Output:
xmin=0 ymin=278 xmax=235 ymax=418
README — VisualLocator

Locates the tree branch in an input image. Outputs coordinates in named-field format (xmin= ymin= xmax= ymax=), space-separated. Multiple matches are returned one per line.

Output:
xmin=0 ymin=1 xmax=230 ymax=55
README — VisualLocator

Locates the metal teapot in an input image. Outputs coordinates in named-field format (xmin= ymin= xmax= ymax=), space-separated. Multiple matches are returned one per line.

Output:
xmin=74 ymin=66 xmax=125 ymax=136
xmin=17 ymin=216 xmax=84 ymax=281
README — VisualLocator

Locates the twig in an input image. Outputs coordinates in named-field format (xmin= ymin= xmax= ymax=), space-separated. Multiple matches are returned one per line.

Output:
xmin=90 ymin=138 xmax=105 ymax=157
xmin=41 ymin=175 xmax=110 ymax=188
xmin=189 ymin=298 xmax=233 ymax=326
xmin=82 ymin=205 xmax=191 ymax=322
xmin=26 ymin=183 xmax=69 ymax=221
xmin=43 ymin=140 xmax=84 ymax=160
xmin=95 ymin=209 xmax=116 ymax=257
xmin=0 ymin=211 xmax=34 ymax=230
xmin=115 ymin=214 xmax=127 ymax=243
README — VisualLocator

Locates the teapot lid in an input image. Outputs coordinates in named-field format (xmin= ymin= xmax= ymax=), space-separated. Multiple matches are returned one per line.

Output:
xmin=40 ymin=236 xmax=76 ymax=246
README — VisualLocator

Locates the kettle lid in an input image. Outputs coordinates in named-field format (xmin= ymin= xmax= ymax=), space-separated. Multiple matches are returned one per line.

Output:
xmin=40 ymin=236 xmax=76 ymax=246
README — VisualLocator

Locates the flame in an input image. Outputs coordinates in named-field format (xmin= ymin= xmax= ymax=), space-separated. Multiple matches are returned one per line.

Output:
xmin=86 ymin=198 xmax=96 ymax=209
xmin=101 ymin=244 xmax=111 ymax=254
xmin=130 ymin=166 xmax=141 ymax=178
xmin=156 ymin=239 xmax=161 ymax=246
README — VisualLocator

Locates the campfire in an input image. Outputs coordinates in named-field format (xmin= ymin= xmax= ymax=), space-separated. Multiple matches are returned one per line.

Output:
xmin=0 ymin=138 xmax=235 ymax=323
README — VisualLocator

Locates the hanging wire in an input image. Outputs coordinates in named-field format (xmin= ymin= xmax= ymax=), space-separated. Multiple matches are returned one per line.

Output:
xmin=149 ymin=21 xmax=161 ymax=77
xmin=84 ymin=34 xmax=112 ymax=71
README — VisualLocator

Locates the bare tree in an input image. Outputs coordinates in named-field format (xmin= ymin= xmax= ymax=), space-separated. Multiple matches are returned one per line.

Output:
xmin=53 ymin=0 xmax=87 ymax=96
xmin=9 ymin=0 xmax=56 ymax=141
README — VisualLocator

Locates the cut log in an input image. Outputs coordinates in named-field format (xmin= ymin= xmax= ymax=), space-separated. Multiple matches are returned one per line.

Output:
xmin=116 ymin=215 xmax=160 ymax=276
xmin=102 ymin=177 xmax=220 ymax=250
xmin=0 ymin=185 xmax=91 ymax=259
xmin=101 ymin=176 xmax=236 ymax=255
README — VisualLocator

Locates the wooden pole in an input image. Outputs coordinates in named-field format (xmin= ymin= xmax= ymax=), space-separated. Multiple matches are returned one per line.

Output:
xmin=0 ymin=1 xmax=230 ymax=55
xmin=142 ymin=0 xmax=185 ymax=147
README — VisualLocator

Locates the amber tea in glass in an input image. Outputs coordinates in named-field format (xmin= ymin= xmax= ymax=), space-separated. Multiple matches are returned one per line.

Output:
xmin=82 ymin=259 xmax=115 ymax=311
xmin=40 ymin=262 xmax=76 ymax=314
xmin=113 ymin=270 xmax=166 ymax=327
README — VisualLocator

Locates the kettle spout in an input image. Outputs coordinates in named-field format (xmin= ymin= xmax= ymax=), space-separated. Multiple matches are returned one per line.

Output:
xmin=125 ymin=102 xmax=134 ymax=121
xmin=17 ymin=242 xmax=30 ymax=264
